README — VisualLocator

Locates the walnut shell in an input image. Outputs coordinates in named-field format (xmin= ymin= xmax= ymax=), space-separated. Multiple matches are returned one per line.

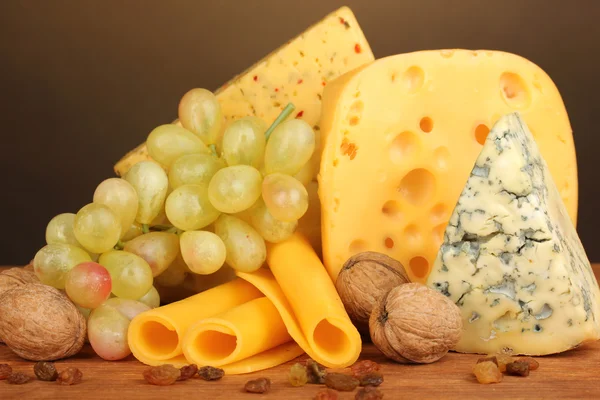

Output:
xmin=336 ymin=252 xmax=410 ymax=334
xmin=0 ymin=283 xmax=86 ymax=361
xmin=0 ymin=267 xmax=39 ymax=296
xmin=369 ymin=283 xmax=462 ymax=364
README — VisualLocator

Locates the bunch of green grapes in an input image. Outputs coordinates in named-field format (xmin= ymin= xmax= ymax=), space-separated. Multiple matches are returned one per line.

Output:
xmin=32 ymin=87 xmax=314 ymax=361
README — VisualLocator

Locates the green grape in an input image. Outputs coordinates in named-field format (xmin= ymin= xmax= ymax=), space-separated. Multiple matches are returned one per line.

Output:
xmin=168 ymin=153 xmax=225 ymax=189
xmin=124 ymin=161 xmax=169 ymax=224
xmin=264 ymin=119 xmax=315 ymax=175
xmin=248 ymin=198 xmax=297 ymax=243
xmin=178 ymin=88 xmax=223 ymax=145
xmin=99 ymin=250 xmax=153 ymax=300
xmin=221 ymin=117 xmax=267 ymax=167
xmin=102 ymin=297 xmax=151 ymax=319
xmin=208 ymin=165 xmax=262 ymax=214
xmin=154 ymin=255 xmax=189 ymax=287
xmin=121 ymin=223 xmax=144 ymax=241
xmin=262 ymin=173 xmax=309 ymax=222
xmin=180 ymin=231 xmax=226 ymax=275
xmin=73 ymin=203 xmax=121 ymax=253
xmin=214 ymin=214 xmax=266 ymax=273
xmin=137 ymin=286 xmax=160 ymax=308
xmin=45 ymin=213 xmax=79 ymax=246
xmin=123 ymin=232 xmax=179 ymax=276
xmin=93 ymin=178 xmax=139 ymax=238
xmin=147 ymin=124 xmax=210 ymax=169
xmin=293 ymin=162 xmax=315 ymax=187
xmin=165 ymin=184 xmax=220 ymax=231
xmin=33 ymin=243 xmax=92 ymax=289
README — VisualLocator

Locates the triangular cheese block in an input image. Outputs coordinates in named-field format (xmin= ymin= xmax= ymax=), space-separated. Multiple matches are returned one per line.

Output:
xmin=427 ymin=112 xmax=600 ymax=355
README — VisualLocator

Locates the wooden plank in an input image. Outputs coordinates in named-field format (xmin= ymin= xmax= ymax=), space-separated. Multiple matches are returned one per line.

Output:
xmin=1 ymin=265 xmax=600 ymax=399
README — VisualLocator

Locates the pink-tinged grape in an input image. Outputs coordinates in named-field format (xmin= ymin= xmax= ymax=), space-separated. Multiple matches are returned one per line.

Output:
xmin=262 ymin=173 xmax=309 ymax=222
xmin=208 ymin=165 xmax=262 ymax=214
xmin=165 ymin=184 xmax=220 ymax=231
xmin=33 ymin=244 xmax=92 ymax=289
xmin=87 ymin=298 xmax=150 ymax=361
xmin=93 ymin=178 xmax=139 ymax=238
xmin=154 ymin=255 xmax=189 ymax=287
xmin=214 ymin=214 xmax=266 ymax=273
xmin=99 ymin=251 xmax=153 ymax=300
xmin=180 ymin=231 xmax=226 ymax=275
xmin=264 ymin=119 xmax=315 ymax=175
xmin=169 ymin=153 xmax=225 ymax=190
xmin=221 ymin=117 xmax=267 ymax=168
xmin=65 ymin=262 xmax=112 ymax=309
xmin=73 ymin=203 xmax=121 ymax=253
xmin=178 ymin=88 xmax=223 ymax=146
xmin=248 ymin=198 xmax=297 ymax=243
xmin=121 ymin=223 xmax=144 ymax=241
xmin=137 ymin=286 xmax=160 ymax=308
xmin=123 ymin=232 xmax=179 ymax=277
xmin=124 ymin=161 xmax=169 ymax=224
xmin=147 ymin=124 xmax=210 ymax=169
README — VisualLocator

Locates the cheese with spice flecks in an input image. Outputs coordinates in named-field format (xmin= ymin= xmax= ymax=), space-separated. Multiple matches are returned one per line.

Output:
xmin=114 ymin=6 xmax=374 ymax=177
xmin=427 ymin=113 xmax=600 ymax=355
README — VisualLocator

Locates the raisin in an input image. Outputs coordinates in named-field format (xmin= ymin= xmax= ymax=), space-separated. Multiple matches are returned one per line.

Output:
xmin=325 ymin=372 xmax=359 ymax=392
xmin=351 ymin=360 xmax=380 ymax=379
xmin=477 ymin=356 xmax=498 ymax=367
xmin=306 ymin=359 xmax=326 ymax=384
xmin=472 ymin=361 xmax=502 ymax=384
xmin=359 ymin=372 xmax=384 ymax=387
xmin=492 ymin=353 xmax=513 ymax=372
xmin=197 ymin=366 xmax=224 ymax=381
xmin=514 ymin=357 xmax=539 ymax=371
xmin=0 ymin=364 xmax=12 ymax=380
xmin=506 ymin=361 xmax=530 ymax=377
xmin=143 ymin=364 xmax=180 ymax=386
xmin=177 ymin=364 xmax=198 ymax=381
xmin=34 ymin=361 xmax=58 ymax=381
xmin=244 ymin=377 xmax=271 ymax=394
xmin=355 ymin=386 xmax=384 ymax=400
xmin=57 ymin=367 xmax=83 ymax=385
xmin=7 ymin=373 xmax=32 ymax=385
xmin=288 ymin=362 xmax=308 ymax=387
xmin=314 ymin=388 xmax=339 ymax=400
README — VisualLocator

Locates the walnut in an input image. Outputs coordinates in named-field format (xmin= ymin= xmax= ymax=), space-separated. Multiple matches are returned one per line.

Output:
xmin=0 ymin=283 xmax=86 ymax=361
xmin=0 ymin=267 xmax=39 ymax=297
xmin=369 ymin=283 xmax=462 ymax=363
xmin=336 ymin=252 xmax=410 ymax=334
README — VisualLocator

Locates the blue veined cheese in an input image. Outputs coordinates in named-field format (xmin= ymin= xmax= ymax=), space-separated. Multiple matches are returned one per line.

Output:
xmin=427 ymin=112 xmax=600 ymax=355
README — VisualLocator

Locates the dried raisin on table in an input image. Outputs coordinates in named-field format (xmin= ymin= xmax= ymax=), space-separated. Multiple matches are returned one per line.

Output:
xmin=351 ymin=360 xmax=380 ymax=379
xmin=514 ymin=357 xmax=539 ymax=371
xmin=325 ymin=372 xmax=359 ymax=392
xmin=34 ymin=361 xmax=58 ymax=381
xmin=306 ymin=359 xmax=326 ymax=384
xmin=288 ymin=362 xmax=308 ymax=387
xmin=506 ymin=361 xmax=530 ymax=377
xmin=472 ymin=361 xmax=502 ymax=384
xmin=359 ymin=372 xmax=384 ymax=387
xmin=477 ymin=356 xmax=498 ymax=367
xmin=177 ymin=364 xmax=198 ymax=381
xmin=0 ymin=364 xmax=12 ymax=380
xmin=7 ymin=373 xmax=31 ymax=385
xmin=492 ymin=353 xmax=513 ymax=372
xmin=314 ymin=388 xmax=339 ymax=400
xmin=57 ymin=367 xmax=83 ymax=386
xmin=197 ymin=366 xmax=224 ymax=381
xmin=244 ymin=377 xmax=271 ymax=394
xmin=143 ymin=364 xmax=180 ymax=386
xmin=355 ymin=386 xmax=384 ymax=400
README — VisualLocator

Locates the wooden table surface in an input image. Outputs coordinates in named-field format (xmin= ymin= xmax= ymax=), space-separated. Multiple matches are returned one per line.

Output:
xmin=2 ymin=265 xmax=600 ymax=399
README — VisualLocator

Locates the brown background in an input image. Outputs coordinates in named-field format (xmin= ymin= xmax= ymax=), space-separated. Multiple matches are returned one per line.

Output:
xmin=0 ymin=0 xmax=599 ymax=264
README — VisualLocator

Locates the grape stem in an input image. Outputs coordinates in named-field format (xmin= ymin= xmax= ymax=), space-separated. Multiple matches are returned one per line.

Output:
xmin=142 ymin=224 xmax=150 ymax=234
xmin=209 ymin=144 xmax=217 ymax=156
xmin=114 ymin=240 xmax=125 ymax=250
xmin=264 ymin=103 xmax=295 ymax=141
xmin=149 ymin=224 xmax=181 ymax=235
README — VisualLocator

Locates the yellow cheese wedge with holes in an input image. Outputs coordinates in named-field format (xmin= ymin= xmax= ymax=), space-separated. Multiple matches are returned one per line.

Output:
xmin=319 ymin=50 xmax=578 ymax=283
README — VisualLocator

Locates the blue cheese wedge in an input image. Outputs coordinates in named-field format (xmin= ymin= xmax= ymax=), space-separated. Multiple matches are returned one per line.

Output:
xmin=427 ymin=112 xmax=600 ymax=355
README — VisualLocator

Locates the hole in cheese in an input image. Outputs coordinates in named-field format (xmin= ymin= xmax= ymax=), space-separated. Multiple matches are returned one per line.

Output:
xmin=404 ymin=224 xmax=421 ymax=245
xmin=138 ymin=321 xmax=180 ymax=358
xmin=433 ymin=146 xmax=450 ymax=169
xmin=349 ymin=239 xmax=367 ymax=253
xmin=381 ymin=200 xmax=401 ymax=219
xmin=430 ymin=203 xmax=447 ymax=222
xmin=402 ymin=66 xmax=424 ymax=93
xmin=384 ymin=237 xmax=394 ymax=249
xmin=193 ymin=330 xmax=237 ymax=362
xmin=419 ymin=117 xmax=434 ymax=133
xmin=409 ymin=256 xmax=429 ymax=278
xmin=398 ymin=168 xmax=435 ymax=205
xmin=440 ymin=50 xmax=455 ymax=58
xmin=432 ymin=223 xmax=447 ymax=246
xmin=500 ymin=72 xmax=531 ymax=109
xmin=390 ymin=131 xmax=418 ymax=163
xmin=313 ymin=319 xmax=351 ymax=358
xmin=475 ymin=123 xmax=490 ymax=145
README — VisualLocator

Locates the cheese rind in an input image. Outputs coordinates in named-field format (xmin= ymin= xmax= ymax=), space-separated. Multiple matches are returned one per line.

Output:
xmin=427 ymin=113 xmax=600 ymax=355
xmin=319 ymin=50 xmax=578 ymax=282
